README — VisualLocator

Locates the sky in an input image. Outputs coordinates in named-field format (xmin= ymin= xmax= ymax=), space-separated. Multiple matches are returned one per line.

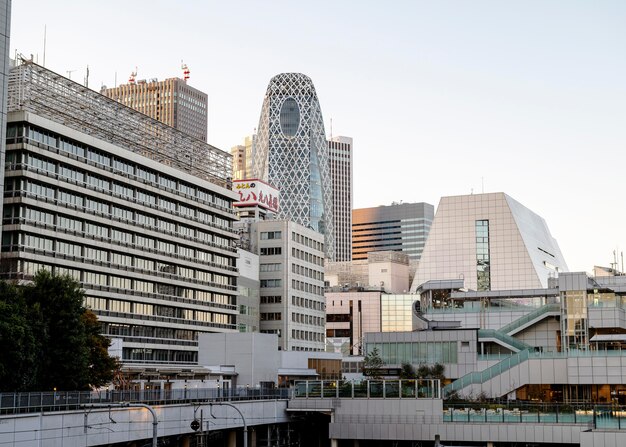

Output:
xmin=10 ymin=0 xmax=626 ymax=274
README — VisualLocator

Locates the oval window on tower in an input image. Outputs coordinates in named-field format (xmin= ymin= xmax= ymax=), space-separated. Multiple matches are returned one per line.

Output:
xmin=280 ymin=98 xmax=300 ymax=137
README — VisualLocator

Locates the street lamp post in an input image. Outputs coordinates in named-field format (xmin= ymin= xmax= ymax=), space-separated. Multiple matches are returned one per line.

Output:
xmin=82 ymin=403 xmax=158 ymax=447
xmin=210 ymin=402 xmax=248 ymax=447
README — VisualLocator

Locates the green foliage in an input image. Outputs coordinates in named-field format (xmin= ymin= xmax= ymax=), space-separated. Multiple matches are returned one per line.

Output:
xmin=363 ymin=347 xmax=384 ymax=379
xmin=399 ymin=362 xmax=417 ymax=379
xmin=416 ymin=362 xmax=446 ymax=379
xmin=0 ymin=271 xmax=118 ymax=391
xmin=0 ymin=281 xmax=38 ymax=390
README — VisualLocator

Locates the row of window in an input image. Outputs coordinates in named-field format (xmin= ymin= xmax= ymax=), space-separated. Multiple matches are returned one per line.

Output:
xmin=260 ymin=312 xmax=282 ymax=321
xmin=260 ymin=247 xmax=282 ymax=256
xmin=291 ymin=295 xmax=324 ymax=311
xmin=260 ymin=295 xmax=282 ymax=304
xmin=260 ymin=231 xmax=282 ymax=240
xmin=292 ymin=263 xmax=323 ymax=281
xmin=291 ymin=329 xmax=323 ymax=343
xmin=291 ymin=247 xmax=324 ymax=266
xmin=291 ymin=231 xmax=323 ymax=252
xmin=12 ymin=124 xmax=230 ymax=209
xmin=291 ymin=312 xmax=324 ymax=327
xmin=123 ymin=348 xmax=196 ymax=363
xmin=5 ymin=205 xmax=235 ymax=264
xmin=15 ymin=232 xmax=234 ymax=282
xmin=260 ymin=279 xmax=282 ymax=288
xmin=104 ymin=323 xmax=197 ymax=341
xmin=7 ymin=172 xmax=233 ymax=239
xmin=260 ymin=263 xmax=282 ymax=272
xmin=366 ymin=341 xmax=459 ymax=365
xmin=292 ymin=279 xmax=324 ymax=296
xmin=20 ymin=261 xmax=234 ymax=305
xmin=85 ymin=296 xmax=233 ymax=324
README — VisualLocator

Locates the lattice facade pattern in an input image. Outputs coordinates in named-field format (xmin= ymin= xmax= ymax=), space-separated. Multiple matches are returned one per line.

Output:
xmin=8 ymin=60 xmax=231 ymax=188
xmin=253 ymin=73 xmax=335 ymax=260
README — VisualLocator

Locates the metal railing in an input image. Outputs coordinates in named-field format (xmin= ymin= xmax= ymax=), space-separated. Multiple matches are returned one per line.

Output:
xmin=0 ymin=387 xmax=290 ymax=415
xmin=293 ymin=380 xmax=441 ymax=399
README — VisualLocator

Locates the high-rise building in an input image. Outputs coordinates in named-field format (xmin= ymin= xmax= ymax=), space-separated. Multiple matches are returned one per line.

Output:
xmin=253 ymin=73 xmax=335 ymax=260
xmin=328 ymin=136 xmax=353 ymax=262
xmin=231 ymin=135 xmax=255 ymax=181
xmin=410 ymin=192 xmax=568 ymax=292
xmin=3 ymin=60 xmax=238 ymax=365
xmin=352 ymin=202 xmax=434 ymax=261
xmin=0 ymin=0 xmax=11 ymax=222
xmin=251 ymin=220 xmax=326 ymax=352
xmin=102 ymin=76 xmax=208 ymax=142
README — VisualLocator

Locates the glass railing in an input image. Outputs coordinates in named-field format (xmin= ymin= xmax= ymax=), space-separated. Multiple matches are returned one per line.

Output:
xmin=293 ymin=380 xmax=441 ymax=399
xmin=498 ymin=303 xmax=560 ymax=335
xmin=445 ymin=350 xmax=531 ymax=394
xmin=478 ymin=329 xmax=531 ymax=352
xmin=443 ymin=403 xmax=626 ymax=429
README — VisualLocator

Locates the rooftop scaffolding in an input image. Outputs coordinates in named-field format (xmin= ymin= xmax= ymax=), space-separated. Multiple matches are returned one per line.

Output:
xmin=7 ymin=58 xmax=231 ymax=188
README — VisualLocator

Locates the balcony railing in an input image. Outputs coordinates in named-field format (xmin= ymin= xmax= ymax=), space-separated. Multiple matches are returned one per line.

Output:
xmin=293 ymin=380 xmax=441 ymax=399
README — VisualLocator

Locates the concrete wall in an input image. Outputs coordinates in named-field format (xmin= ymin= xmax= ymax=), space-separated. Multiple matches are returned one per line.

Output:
xmin=198 ymin=333 xmax=280 ymax=387
xmin=516 ymin=316 xmax=560 ymax=351
xmin=580 ymin=430 xmax=626 ymax=447
xmin=588 ymin=306 xmax=626 ymax=330
xmin=0 ymin=400 xmax=289 ymax=447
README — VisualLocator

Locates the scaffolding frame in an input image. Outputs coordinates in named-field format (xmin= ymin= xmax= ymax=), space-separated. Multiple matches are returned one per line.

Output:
xmin=8 ymin=59 xmax=231 ymax=188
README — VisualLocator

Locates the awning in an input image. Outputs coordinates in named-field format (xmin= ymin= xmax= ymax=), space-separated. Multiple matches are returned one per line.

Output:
xmin=590 ymin=334 xmax=626 ymax=343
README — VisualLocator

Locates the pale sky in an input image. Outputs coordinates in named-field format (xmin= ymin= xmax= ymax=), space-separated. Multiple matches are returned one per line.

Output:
xmin=10 ymin=0 xmax=626 ymax=273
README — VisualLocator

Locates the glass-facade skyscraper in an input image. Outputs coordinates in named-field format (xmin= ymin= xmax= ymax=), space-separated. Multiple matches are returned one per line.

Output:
xmin=253 ymin=73 xmax=335 ymax=260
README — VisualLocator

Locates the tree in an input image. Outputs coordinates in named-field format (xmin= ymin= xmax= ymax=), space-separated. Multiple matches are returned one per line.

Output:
xmin=363 ymin=347 xmax=384 ymax=379
xmin=416 ymin=362 xmax=446 ymax=380
xmin=399 ymin=362 xmax=416 ymax=379
xmin=82 ymin=310 xmax=119 ymax=388
xmin=0 ymin=271 xmax=118 ymax=391
xmin=0 ymin=282 xmax=38 ymax=391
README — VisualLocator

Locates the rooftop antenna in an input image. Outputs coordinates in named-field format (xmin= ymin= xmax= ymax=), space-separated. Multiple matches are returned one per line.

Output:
xmin=42 ymin=25 xmax=47 ymax=67
xmin=84 ymin=65 xmax=89 ymax=88
xmin=66 ymin=69 xmax=77 ymax=80
xmin=128 ymin=67 xmax=137 ymax=84
xmin=330 ymin=118 xmax=333 ymax=139
xmin=181 ymin=61 xmax=190 ymax=82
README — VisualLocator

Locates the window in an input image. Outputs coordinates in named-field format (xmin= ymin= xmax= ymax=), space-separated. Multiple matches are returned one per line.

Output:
xmin=260 ymin=247 xmax=282 ymax=256
xmin=261 ymin=279 xmax=282 ymax=288
xmin=261 ymin=231 xmax=282 ymax=240
xmin=476 ymin=220 xmax=491 ymax=291
xmin=260 ymin=263 xmax=282 ymax=272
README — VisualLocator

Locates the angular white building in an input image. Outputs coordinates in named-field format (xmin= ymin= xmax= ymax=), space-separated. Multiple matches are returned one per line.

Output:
xmin=253 ymin=73 xmax=335 ymax=260
xmin=411 ymin=192 xmax=568 ymax=292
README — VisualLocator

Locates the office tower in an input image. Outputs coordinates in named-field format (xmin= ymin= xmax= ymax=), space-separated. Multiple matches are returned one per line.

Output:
xmin=3 ymin=60 xmax=238 ymax=364
xmin=102 ymin=76 xmax=208 ymax=142
xmin=252 ymin=220 xmax=326 ymax=351
xmin=328 ymin=136 xmax=353 ymax=262
xmin=352 ymin=202 xmax=434 ymax=261
xmin=0 ymin=0 xmax=10 ymax=222
xmin=253 ymin=73 xmax=335 ymax=260
xmin=231 ymin=135 xmax=255 ymax=181
xmin=411 ymin=192 xmax=568 ymax=292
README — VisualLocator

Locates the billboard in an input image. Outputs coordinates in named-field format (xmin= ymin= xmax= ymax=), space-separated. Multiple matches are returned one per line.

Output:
xmin=233 ymin=179 xmax=280 ymax=213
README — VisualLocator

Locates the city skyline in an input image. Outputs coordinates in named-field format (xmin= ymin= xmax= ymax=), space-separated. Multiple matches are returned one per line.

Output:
xmin=10 ymin=0 xmax=626 ymax=273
